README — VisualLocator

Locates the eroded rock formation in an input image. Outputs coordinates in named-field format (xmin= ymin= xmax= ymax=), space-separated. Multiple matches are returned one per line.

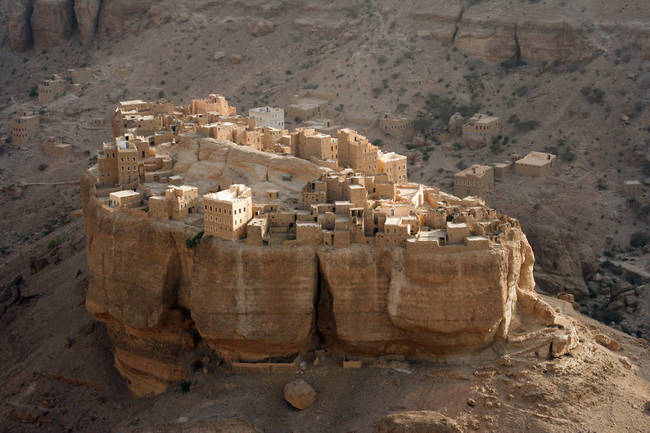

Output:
xmin=4 ymin=0 xmax=646 ymax=61
xmin=81 ymin=138 xmax=570 ymax=396
xmin=74 ymin=0 xmax=102 ymax=46
xmin=7 ymin=0 xmax=34 ymax=52
xmin=31 ymin=0 xmax=75 ymax=48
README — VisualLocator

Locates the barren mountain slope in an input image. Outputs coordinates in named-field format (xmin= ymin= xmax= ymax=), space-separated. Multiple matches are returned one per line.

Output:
xmin=0 ymin=0 xmax=648 ymax=432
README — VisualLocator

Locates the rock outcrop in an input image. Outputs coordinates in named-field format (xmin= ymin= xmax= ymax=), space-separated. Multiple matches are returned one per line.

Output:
xmin=406 ymin=0 xmax=644 ymax=64
xmin=250 ymin=18 xmax=274 ymax=37
xmin=8 ymin=0 xmax=34 ymax=52
xmin=30 ymin=0 xmax=75 ymax=48
xmin=375 ymin=411 xmax=463 ymax=433
xmin=97 ymin=0 xmax=153 ymax=36
xmin=74 ymin=0 xmax=102 ymax=46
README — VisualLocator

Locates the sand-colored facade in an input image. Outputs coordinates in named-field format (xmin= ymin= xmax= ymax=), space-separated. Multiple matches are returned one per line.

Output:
xmin=514 ymin=151 xmax=557 ymax=177
xmin=203 ymin=185 xmax=253 ymax=240
xmin=462 ymin=114 xmax=502 ymax=147
xmin=454 ymin=164 xmax=494 ymax=198
xmin=38 ymin=74 xmax=65 ymax=105
xmin=11 ymin=111 xmax=39 ymax=144
xmin=109 ymin=190 xmax=142 ymax=208
xmin=379 ymin=113 xmax=415 ymax=138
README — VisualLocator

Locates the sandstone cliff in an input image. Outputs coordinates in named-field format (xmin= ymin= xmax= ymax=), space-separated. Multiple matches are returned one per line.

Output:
xmin=30 ymin=0 xmax=75 ymax=48
xmin=4 ymin=0 xmax=648 ymax=63
xmin=74 ymin=0 xmax=101 ymax=46
xmin=7 ymin=0 xmax=33 ymax=51
xmin=81 ymin=148 xmax=565 ymax=395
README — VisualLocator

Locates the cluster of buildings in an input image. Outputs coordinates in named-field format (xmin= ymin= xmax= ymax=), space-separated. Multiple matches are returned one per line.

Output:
xmin=100 ymin=94 xmax=407 ymax=192
xmin=95 ymin=93 xmax=518 ymax=251
xmin=37 ymin=67 xmax=93 ymax=105
xmin=8 ymin=68 xmax=94 ymax=147
xmin=454 ymin=151 xmax=558 ymax=198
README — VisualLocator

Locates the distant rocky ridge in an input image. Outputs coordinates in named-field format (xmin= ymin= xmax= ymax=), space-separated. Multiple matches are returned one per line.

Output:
xmin=81 ymin=138 xmax=573 ymax=396
xmin=4 ymin=0 xmax=648 ymax=63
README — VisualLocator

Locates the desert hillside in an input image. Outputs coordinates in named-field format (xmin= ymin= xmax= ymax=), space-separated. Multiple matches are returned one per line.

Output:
xmin=0 ymin=1 xmax=648 ymax=432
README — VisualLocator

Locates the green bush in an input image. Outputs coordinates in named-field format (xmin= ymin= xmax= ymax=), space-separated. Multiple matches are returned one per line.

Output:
xmin=47 ymin=237 xmax=63 ymax=251
xmin=186 ymin=231 xmax=204 ymax=249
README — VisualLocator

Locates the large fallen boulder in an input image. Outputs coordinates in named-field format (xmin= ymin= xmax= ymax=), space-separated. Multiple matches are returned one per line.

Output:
xmin=283 ymin=379 xmax=316 ymax=410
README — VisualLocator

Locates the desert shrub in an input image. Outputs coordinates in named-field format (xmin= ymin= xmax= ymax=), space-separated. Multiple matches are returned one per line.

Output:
xmin=47 ymin=237 xmax=63 ymax=251
xmin=630 ymin=231 xmax=650 ymax=249
xmin=580 ymin=86 xmax=605 ymax=104
xmin=515 ymin=85 xmax=528 ymax=97
xmin=180 ymin=380 xmax=191 ymax=392
xmin=414 ymin=118 xmax=433 ymax=133
xmin=513 ymin=120 xmax=540 ymax=133
xmin=29 ymin=87 xmax=37 ymax=98
xmin=38 ymin=163 xmax=48 ymax=171
xmin=560 ymin=148 xmax=575 ymax=162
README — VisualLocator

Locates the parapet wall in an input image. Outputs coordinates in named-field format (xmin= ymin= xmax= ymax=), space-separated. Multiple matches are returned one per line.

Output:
xmin=81 ymin=170 xmax=538 ymax=395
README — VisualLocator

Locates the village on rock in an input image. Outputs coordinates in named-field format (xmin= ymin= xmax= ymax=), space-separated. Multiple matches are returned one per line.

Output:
xmin=84 ymin=93 xmax=567 ymax=250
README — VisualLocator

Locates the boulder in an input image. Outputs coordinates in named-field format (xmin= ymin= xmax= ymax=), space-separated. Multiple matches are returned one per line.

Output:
xmin=74 ymin=0 xmax=101 ymax=45
xmin=595 ymin=334 xmax=622 ymax=352
xmin=374 ymin=410 xmax=464 ymax=433
xmin=250 ymin=18 xmax=274 ymax=37
xmin=8 ymin=0 xmax=34 ymax=51
xmin=283 ymin=379 xmax=316 ymax=410
xmin=448 ymin=112 xmax=464 ymax=136
xmin=31 ymin=0 xmax=75 ymax=48
xmin=551 ymin=332 xmax=576 ymax=358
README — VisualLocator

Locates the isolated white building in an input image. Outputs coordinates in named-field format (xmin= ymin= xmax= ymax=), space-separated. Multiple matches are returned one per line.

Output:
xmin=249 ymin=106 xmax=284 ymax=129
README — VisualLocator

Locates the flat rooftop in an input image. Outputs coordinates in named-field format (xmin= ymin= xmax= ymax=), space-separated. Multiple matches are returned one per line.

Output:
xmin=516 ymin=151 xmax=556 ymax=167
xmin=466 ymin=114 xmax=500 ymax=125
xmin=385 ymin=216 xmax=403 ymax=225
xmin=204 ymin=185 xmax=249 ymax=202
xmin=456 ymin=164 xmax=493 ymax=178
xmin=110 ymin=190 xmax=140 ymax=198
xmin=120 ymin=100 xmax=146 ymax=106
xmin=379 ymin=152 xmax=406 ymax=162
xmin=416 ymin=229 xmax=446 ymax=242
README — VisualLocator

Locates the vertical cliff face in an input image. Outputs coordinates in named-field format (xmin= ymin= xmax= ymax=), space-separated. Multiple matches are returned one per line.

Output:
xmin=316 ymin=230 xmax=532 ymax=355
xmin=81 ymin=171 xmax=546 ymax=395
xmin=190 ymin=240 xmax=318 ymax=361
